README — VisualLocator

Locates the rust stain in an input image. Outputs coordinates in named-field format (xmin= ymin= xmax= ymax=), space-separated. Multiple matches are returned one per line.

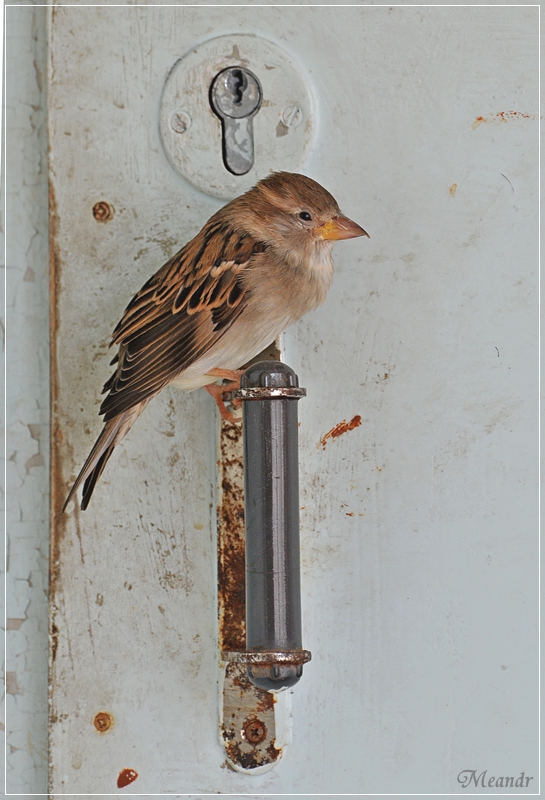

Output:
xmin=93 ymin=711 xmax=113 ymax=733
xmin=49 ymin=179 xmax=67 ymax=589
xmin=449 ymin=183 xmax=457 ymax=197
xmin=117 ymin=768 xmax=138 ymax=788
xmin=217 ymin=343 xmax=281 ymax=652
xmin=266 ymin=740 xmax=282 ymax=760
xmin=225 ymin=740 xmax=260 ymax=770
xmin=217 ymin=420 xmax=246 ymax=652
xmin=221 ymin=663 xmax=279 ymax=770
xmin=321 ymin=415 xmax=362 ymax=450
xmin=50 ymin=620 xmax=59 ymax=663
xmin=48 ymin=176 xmax=72 ymax=716
xmin=224 ymin=738 xmax=281 ymax=771
xmin=92 ymin=200 xmax=114 ymax=222
xmin=496 ymin=110 xmax=532 ymax=121
xmin=255 ymin=688 xmax=275 ymax=714
xmin=473 ymin=111 xmax=533 ymax=129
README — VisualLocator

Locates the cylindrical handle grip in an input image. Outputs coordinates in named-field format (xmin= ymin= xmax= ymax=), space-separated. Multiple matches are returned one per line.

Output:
xmin=237 ymin=361 xmax=306 ymax=690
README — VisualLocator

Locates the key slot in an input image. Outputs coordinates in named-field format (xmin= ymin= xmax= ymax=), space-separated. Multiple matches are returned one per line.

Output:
xmin=210 ymin=66 xmax=263 ymax=176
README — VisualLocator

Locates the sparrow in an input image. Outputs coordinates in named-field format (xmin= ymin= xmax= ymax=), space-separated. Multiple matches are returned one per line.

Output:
xmin=64 ymin=172 xmax=368 ymax=511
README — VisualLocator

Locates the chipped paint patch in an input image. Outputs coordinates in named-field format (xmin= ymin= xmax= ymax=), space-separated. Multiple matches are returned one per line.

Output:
xmin=117 ymin=768 xmax=138 ymax=788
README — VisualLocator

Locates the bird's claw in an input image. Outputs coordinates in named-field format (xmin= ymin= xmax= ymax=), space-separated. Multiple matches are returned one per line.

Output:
xmin=204 ymin=378 xmax=243 ymax=422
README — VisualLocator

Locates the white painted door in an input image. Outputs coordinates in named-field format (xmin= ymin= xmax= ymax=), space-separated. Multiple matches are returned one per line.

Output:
xmin=49 ymin=5 xmax=538 ymax=795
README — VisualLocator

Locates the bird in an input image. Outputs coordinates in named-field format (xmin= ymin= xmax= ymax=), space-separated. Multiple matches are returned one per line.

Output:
xmin=64 ymin=172 xmax=369 ymax=511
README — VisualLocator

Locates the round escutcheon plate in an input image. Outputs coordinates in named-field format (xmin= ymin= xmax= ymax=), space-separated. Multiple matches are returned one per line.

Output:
xmin=159 ymin=34 xmax=315 ymax=200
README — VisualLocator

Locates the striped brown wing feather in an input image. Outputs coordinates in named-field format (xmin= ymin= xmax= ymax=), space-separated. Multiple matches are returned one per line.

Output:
xmin=100 ymin=223 xmax=265 ymax=422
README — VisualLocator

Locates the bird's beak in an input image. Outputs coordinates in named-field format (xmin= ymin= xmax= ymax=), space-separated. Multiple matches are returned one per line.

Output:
xmin=318 ymin=216 xmax=370 ymax=241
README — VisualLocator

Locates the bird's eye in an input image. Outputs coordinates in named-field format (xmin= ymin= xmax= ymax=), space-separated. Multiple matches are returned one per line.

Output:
xmin=299 ymin=211 xmax=312 ymax=222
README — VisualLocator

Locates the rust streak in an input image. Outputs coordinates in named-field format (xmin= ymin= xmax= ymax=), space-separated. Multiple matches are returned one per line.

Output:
xmin=473 ymin=111 xmax=533 ymax=129
xmin=49 ymin=178 xmax=66 ymax=587
xmin=217 ymin=420 xmax=246 ymax=652
xmin=321 ymin=415 xmax=362 ymax=450
xmin=50 ymin=621 xmax=59 ymax=663
xmin=217 ymin=343 xmax=281 ymax=656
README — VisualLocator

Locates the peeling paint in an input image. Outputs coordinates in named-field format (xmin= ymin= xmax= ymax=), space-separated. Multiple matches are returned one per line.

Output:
xmin=6 ymin=4 xmax=50 ymax=794
xmin=6 ymin=672 xmax=21 ymax=696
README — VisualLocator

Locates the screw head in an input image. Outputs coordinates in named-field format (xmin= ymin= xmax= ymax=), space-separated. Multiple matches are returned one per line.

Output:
xmin=281 ymin=105 xmax=303 ymax=128
xmin=170 ymin=111 xmax=192 ymax=134
xmin=92 ymin=201 xmax=114 ymax=222
xmin=242 ymin=717 xmax=267 ymax=745
xmin=93 ymin=711 xmax=113 ymax=732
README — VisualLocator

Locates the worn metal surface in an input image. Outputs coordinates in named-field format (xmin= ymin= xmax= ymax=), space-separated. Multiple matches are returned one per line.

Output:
xmin=46 ymin=4 xmax=537 ymax=795
xmin=223 ymin=651 xmax=311 ymax=665
xmin=220 ymin=663 xmax=281 ymax=773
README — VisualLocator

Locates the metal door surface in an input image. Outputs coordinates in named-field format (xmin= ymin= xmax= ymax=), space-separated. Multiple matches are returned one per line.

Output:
xmin=46 ymin=5 xmax=537 ymax=795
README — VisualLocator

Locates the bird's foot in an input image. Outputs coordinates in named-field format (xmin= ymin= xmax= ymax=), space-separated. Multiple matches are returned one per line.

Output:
xmin=207 ymin=368 xmax=245 ymax=382
xmin=205 ymin=370 xmax=244 ymax=422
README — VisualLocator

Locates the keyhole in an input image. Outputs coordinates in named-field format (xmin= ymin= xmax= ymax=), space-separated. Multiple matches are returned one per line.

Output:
xmin=210 ymin=66 xmax=263 ymax=176
xmin=228 ymin=69 xmax=247 ymax=105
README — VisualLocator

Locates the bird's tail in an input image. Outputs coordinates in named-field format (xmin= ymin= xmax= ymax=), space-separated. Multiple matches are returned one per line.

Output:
xmin=63 ymin=400 xmax=148 ymax=512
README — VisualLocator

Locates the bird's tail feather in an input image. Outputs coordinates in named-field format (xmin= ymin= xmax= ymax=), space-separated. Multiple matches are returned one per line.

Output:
xmin=63 ymin=401 xmax=148 ymax=512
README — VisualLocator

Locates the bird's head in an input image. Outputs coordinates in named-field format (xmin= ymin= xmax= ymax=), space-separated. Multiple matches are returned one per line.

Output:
xmin=237 ymin=172 xmax=369 ymax=259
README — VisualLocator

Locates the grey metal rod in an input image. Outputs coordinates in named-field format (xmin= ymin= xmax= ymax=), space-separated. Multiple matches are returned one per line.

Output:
xmin=235 ymin=361 xmax=308 ymax=691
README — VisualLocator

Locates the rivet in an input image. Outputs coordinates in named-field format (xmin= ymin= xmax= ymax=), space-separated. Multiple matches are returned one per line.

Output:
xmin=92 ymin=201 xmax=114 ymax=222
xmin=93 ymin=711 xmax=113 ymax=732
xmin=281 ymin=105 xmax=303 ymax=128
xmin=242 ymin=717 xmax=267 ymax=745
xmin=170 ymin=110 xmax=192 ymax=134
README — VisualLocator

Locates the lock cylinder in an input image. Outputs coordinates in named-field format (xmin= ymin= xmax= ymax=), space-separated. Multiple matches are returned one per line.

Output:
xmin=232 ymin=361 xmax=311 ymax=691
xmin=210 ymin=66 xmax=262 ymax=176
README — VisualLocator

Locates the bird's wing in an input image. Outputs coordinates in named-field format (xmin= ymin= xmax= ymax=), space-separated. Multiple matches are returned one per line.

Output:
xmin=99 ymin=222 xmax=266 ymax=422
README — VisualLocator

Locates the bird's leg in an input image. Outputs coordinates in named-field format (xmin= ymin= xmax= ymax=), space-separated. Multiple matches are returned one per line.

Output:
xmin=207 ymin=368 xmax=245 ymax=382
xmin=205 ymin=368 xmax=245 ymax=421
